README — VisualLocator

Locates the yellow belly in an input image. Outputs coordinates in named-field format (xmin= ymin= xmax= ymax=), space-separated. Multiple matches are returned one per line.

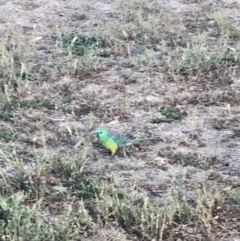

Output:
xmin=103 ymin=139 xmax=118 ymax=155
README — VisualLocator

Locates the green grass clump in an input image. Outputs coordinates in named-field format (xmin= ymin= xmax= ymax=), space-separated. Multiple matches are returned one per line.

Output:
xmin=0 ymin=98 xmax=55 ymax=123
xmin=0 ymin=130 xmax=17 ymax=142
xmin=174 ymin=154 xmax=201 ymax=167
xmin=230 ymin=116 xmax=239 ymax=123
xmin=151 ymin=106 xmax=187 ymax=124
xmin=213 ymin=119 xmax=227 ymax=130
xmin=213 ymin=117 xmax=240 ymax=131
xmin=0 ymin=112 xmax=14 ymax=122
xmin=64 ymin=174 xmax=102 ymax=199
xmin=233 ymin=128 xmax=240 ymax=137
xmin=94 ymin=178 xmax=238 ymax=241
xmin=0 ymin=191 xmax=92 ymax=241
xmin=2 ymin=97 xmax=55 ymax=111
xmin=51 ymin=33 xmax=108 ymax=56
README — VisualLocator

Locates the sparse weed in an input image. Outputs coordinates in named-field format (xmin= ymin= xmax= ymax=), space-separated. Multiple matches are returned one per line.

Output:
xmin=151 ymin=106 xmax=187 ymax=124
xmin=64 ymin=174 xmax=102 ymax=199
xmin=52 ymin=33 xmax=110 ymax=77
xmin=94 ymin=176 xmax=236 ymax=240
xmin=213 ymin=119 xmax=227 ymax=130
xmin=51 ymin=33 xmax=107 ymax=56
xmin=3 ymin=97 xmax=55 ymax=110
xmin=0 ymin=130 xmax=17 ymax=142
xmin=232 ymin=128 xmax=240 ymax=138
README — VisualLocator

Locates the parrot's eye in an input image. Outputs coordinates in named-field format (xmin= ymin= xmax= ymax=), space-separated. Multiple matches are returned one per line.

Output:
xmin=96 ymin=131 xmax=102 ymax=136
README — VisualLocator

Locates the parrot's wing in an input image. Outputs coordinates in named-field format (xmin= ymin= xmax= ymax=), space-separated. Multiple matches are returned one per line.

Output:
xmin=108 ymin=132 xmax=132 ymax=146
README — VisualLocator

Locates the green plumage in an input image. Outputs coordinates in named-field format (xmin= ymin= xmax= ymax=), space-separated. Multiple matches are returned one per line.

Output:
xmin=95 ymin=127 xmax=158 ymax=156
xmin=107 ymin=130 xmax=133 ymax=146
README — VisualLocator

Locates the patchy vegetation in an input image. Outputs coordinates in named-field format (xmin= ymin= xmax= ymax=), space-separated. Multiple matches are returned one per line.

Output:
xmin=151 ymin=106 xmax=188 ymax=123
xmin=0 ymin=0 xmax=240 ymax=240
xmin=51 ymin=33 xmax=108 ymax=56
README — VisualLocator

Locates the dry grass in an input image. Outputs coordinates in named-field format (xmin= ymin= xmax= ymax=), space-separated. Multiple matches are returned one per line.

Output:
xmin=0 ymin=0 xmax=240 ymax=240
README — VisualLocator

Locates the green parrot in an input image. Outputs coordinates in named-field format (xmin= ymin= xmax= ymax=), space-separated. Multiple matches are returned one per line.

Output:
xmin=94 ymin=127 xmax=158 ymax=156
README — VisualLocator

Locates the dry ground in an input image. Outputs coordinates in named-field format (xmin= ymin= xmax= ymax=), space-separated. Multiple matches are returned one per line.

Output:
xmin=0 ymin=0 xmax=240 ymax=240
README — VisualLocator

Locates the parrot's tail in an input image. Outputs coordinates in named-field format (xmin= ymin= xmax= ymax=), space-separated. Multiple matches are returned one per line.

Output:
xmin=125 ymin=137 xmax=159 ymax=145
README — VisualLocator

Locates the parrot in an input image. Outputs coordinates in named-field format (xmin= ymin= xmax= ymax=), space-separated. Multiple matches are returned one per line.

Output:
xmin=94 ymin=127 xmax=159 ymax=156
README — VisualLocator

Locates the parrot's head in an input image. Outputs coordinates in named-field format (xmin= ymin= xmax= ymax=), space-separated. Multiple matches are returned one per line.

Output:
xmin=95 ymin=127 xmax=108 ymax=141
